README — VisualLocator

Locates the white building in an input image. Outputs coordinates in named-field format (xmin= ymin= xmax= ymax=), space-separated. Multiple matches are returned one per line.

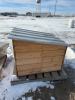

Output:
xmin=32 ymin=13 xmax=50 ymax=17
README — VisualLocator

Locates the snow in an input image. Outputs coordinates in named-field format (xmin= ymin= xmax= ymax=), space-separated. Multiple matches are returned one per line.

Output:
xmin=22 ymin=97 xmax=25 ymax=100
xmin=0 ymin=16 xmax=75 ymax=100
xmin=51 ymin=96 xmax=55 ymax=100
xmin=64 ymin=47 xmax=75 ymax=69
xmin=0 ymin=16 xmax=75 ymax=44
xmin=0 ymin=16 xmax=75 ymax=34
xmin=26 ymin=97 xmax=32 ymax=100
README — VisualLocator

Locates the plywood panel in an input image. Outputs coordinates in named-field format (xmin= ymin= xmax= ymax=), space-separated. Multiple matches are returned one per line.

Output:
xmin=42 ymin=50 xmax=65 ymax=57
xmin=12 ymin=40 xmax=18 ymax=76
xmin=41 ymin=66 xmax=61 ymax=73
xmin=16 ymin=52 xmax=41 ymax=59
xmin=43 ymin=44 xmax=66 ymax=51
xmin=42 ymin=56 xmax=64 ymax=62
xmin=18 ymin=68 xmax=41 ymax=76
xmin=13 ymin=40 xmax=67 ymax=76
xmin=17 ymin=63 xmax=41 ymax=71
xmin=42 ymin=61 xmax=62 ymax=68
xmin=13 ymin=40 xmax=41 ymax=46
xmin=18 ymin=66 xmax=61 ymax=76
xmin=15 ymin=45 xmax=42 ymax=52
xmin=16 ymin=58 xmax=41 ymax=65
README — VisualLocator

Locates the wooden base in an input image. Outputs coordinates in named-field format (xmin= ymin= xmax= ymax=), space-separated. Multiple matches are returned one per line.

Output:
xmin=11 ymin=70 xmax=67 ymax=86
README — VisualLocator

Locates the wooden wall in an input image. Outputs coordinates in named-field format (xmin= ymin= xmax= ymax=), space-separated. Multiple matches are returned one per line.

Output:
xmin=12 ymin=40 xmax=67 ymax=76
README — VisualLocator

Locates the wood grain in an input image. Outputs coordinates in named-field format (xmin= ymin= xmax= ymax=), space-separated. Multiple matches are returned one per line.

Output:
xmin=42 ymin=50 xmax=65 ymax=57
xmin=18 ymin=66 xmax=61 ymax=76
xmin=16 ymin=52 xmax=41 ymax=59
xmin=0 ymin=55 xmax=7 ymax=80
xmin=41 ymin=66 xmax=61 ymax=73
xmin=13 ymin=40 xmax=41 ymax=46
xmin=43 ymin=44 xmax=66 ymax=51
xmin=16 ymin=58 xmax=41 ymax=65
xmin=18 ymin=68 xmax=41 ymax=76
xmin=42 ymin=56 xmax=64 ymax=62
xmin=13 ymin=40 xmax=67 ymax=76
xmin=15 ymin=45 xmax=42 ymax=52
xmin=12 ymin=40 xmax=18 ymax=76
xmin=42 ymin=61 xmax=62 ymax=68
xmin=17 ymin=63 xmax=41 ymax=71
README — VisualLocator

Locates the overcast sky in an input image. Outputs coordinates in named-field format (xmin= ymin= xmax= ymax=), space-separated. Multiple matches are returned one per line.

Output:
xmin=0 ymin=0 xmax=75 ymax=15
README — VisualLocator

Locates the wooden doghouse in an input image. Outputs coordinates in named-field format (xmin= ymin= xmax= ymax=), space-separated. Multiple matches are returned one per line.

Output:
xmin=8 ymin=28 xmax=69 ymax=76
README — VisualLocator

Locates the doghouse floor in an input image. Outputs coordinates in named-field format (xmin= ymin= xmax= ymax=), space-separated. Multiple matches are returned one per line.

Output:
xmin=11 ymin=70 xmax=67 ymax=86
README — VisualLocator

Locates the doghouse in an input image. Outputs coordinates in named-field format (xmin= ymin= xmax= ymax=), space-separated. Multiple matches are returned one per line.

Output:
xmin=8 ymin=28 xmax=69 ymax=76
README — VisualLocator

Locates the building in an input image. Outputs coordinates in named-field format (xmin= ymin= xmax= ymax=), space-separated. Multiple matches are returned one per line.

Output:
xmin=26 ymin=12 xmax=32 ymax=16
xmin=32 ymin=13 xmax=51 ymax=17
xmin=0 ymin=12 xmax=18 ymax=16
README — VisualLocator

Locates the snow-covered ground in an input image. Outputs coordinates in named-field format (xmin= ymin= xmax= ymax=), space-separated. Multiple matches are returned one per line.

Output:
xmin=0 ymin=16 xmax=75 ymax=33
xmin=0 ymin=16 xmax=75 ymax=100
xmin=0 ymin=16 xmax=75 ymax=44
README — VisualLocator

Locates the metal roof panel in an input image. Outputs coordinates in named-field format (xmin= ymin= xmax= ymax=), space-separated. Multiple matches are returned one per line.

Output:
xmin=8 ymin=28 xmax=70 ymax=46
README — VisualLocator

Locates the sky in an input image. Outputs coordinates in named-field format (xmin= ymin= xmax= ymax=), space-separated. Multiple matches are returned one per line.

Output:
xmin=0 ymin=0 xmax=75 ymax=15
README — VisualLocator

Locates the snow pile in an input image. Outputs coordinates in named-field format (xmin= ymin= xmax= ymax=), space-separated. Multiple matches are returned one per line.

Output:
xmin=51 ymin=96 xmax=55 ymax=100
xmin=26 ymin=97 xmax=32 ymax=100
xmin=64 ymin=47 xmax=75 ymax=69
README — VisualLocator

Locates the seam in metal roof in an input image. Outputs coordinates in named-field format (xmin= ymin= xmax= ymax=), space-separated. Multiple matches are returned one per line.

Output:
xmin=8 ymin=28 xmax=70 ymax=46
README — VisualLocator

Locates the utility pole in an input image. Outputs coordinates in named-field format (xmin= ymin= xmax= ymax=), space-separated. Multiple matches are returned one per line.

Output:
xmin=54 ymin=0 xmax=57 ymax=16
xmin=49 ymin=5 xmax=51 ymax=14
xmin=67 ymin=13 xmax=68 ymax=17
xmin=36 ymin=2 xmax=37 ymax=13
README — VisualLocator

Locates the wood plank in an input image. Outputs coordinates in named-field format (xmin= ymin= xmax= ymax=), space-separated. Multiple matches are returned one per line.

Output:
xmin=13 ymin=40 xmax=41 ymax=46
xmin=58 ymin=70 xmax=67 ymax=77
xmin=20 ymin=76 xmax=27 ymax=81
xmin=44 ymin=72 xmax=51 ymax=78
xmin=17 ymin=63 xmax=41 ymax=71
xmin=12 ymin=40 xmax=18 ymax=76
xmin=42 ymin=61 xmax=62 ymax=68
xmin=51 ymin=71 xmax=59 ymax=77
xmin=15 ymin=45 xmax=42 ymax=52
xmin=42 ymin=50 xmax=65 ymax=57
xmin=28 ymin=75 xmax=35 ymax=80
xmin=0 ymin=55 xmax=7 ymax=69
xmin=43 ymin=44 xmax=66 ymax=51
xmin=11 ymin=74 xmax=67 ymax=86
xmin=18 ymin=68 xmax=41 ymax=76
xmin=18 ymin=64 xmax=62 ymax=76
xmin=42 ymin=56 xmax=64 ymax=63
xmin=16 ymin=52 xmax=41 ymax=59
xmin=16 ymin=58 xmax=41 ymax=65
xmin=41 ymin=66 xmax=61 ymax=73
xmin=0 ymin=55 xmax=7 ymax=80
xmin=11 ymin=69 xmax=68 ymax=86
xmin=13 ymin=66 xmax=17 ymax=75
xmin=37 ymin=73 xmax=43 ymax=79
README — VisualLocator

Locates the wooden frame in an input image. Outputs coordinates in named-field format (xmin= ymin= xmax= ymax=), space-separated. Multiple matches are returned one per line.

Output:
xmin=12 ymin=40 xmax=67 ymax=76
